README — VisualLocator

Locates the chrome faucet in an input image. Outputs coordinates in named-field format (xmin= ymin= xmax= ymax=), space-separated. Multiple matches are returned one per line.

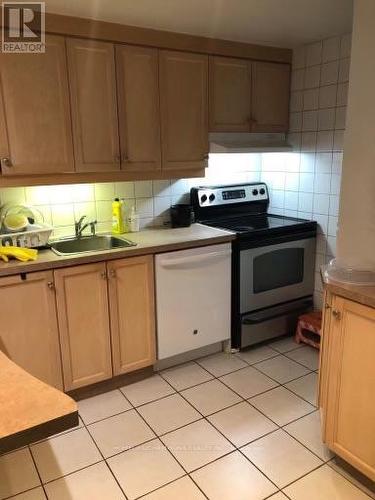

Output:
xmin=75 ymin=215 xmax=97 ymax=238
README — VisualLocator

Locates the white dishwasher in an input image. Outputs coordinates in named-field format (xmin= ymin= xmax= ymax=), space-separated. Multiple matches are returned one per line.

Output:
xmin=155 ymin=243 xmax=231 ymax=360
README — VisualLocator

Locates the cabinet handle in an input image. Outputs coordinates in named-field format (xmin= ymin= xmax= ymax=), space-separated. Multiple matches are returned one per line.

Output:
xmin=109 ymin=269 xmax=116 ymax=278
xmin=1 ymin=158 xmax=11 ymax=168
xmin=202 ymin=153 xmax=209 ymax=160
xmin=101 ymin=271 xmax=107 ymax=280
xmin=47 ymin=281 xmax=55 ymax=290
xmin=114 ymin=154 xmax=121 ymax=163
xmin=332 ymin=309 xmax=341 ymax=320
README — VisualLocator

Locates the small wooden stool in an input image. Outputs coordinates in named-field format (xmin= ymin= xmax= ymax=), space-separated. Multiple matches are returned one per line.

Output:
xmin=295 ymin=311 xmax=322 ymax=349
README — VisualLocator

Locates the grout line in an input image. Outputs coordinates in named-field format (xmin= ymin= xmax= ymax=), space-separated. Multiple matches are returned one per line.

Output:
xmin=159 ymin=372 xmax=282 ymax=494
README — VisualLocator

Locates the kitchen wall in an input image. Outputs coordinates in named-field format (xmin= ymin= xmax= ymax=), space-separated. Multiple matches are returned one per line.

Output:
xmin=0 ymin=155 xmax=262 ymax=239
xmin=0 ymin=33 xmax=351 ymax=307
xmin=285 ymin=33 xmax=351 ymax=306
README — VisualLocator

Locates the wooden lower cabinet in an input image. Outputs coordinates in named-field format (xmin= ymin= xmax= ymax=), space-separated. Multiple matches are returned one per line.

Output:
xmin=0 ymin=271 xmax=63 ymax=389
xmin=54 ymin=257 xmax=156 ymax=390
xmin=108 ymin=256 xmax=156 ymax=375
xmin=54 ymin=262 xmax=113 ymax=390
xmin=320 ymin=293 xmax=375 ymax=480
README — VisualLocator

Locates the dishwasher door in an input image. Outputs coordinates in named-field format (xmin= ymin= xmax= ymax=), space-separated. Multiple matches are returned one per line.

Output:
xmin=155 ymin=243 xmax=231 ymax=360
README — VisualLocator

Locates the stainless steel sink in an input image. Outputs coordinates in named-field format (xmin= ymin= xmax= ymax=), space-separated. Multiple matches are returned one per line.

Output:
xmin=50 ymin=235 xmax=136 ymax=255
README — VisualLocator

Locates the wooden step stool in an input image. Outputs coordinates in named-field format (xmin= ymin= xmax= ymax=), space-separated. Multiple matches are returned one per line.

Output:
xmin=295 ymin=310 xmax=322 ymax=349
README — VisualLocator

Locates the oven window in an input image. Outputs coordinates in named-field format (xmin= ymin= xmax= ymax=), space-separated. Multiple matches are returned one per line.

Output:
xmin=253 ymin=248 xmax=304 ymax=293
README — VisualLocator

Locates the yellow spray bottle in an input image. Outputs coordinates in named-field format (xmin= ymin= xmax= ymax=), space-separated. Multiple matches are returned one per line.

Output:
xmin=112 ymin=198 xmax=123 ymax=234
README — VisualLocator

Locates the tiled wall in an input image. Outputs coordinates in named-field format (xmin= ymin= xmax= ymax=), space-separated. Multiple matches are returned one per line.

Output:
xmin=0 ymin=160 xmax=258 ymax=238
xmin=0 ymin=33 xmax=351 ymax=307
xmin=285 ymin=33 xmax=351 ymax=306
xmin=0 ymin=155 xmax=262 ymax=239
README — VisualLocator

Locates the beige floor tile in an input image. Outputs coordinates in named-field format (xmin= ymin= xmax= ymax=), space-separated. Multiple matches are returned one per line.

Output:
xmin=242 ymin=429 xmax=322 ymax=488
xmin=7 ymin=488 xmax=46 ymax=500
xmin=44 ymin=462 xmax=125 ymax=499
xmin=0 ymin=448 xmax=40 ymax=500
xmin=137 ymin=394 xmax=201 ymax=435
xmin=181 ymin=379 xmax=241 ymax=416
xmin=192 ymin=451 xmax=277 ymax=500
xmin=120 ymin=375 xmax=175 ymax=407
xmin=161 ymin=362 xmax=213 ymax=391
xmin=284 ymin=411 xmax=334 ymax=461
xmin=249 ymin=386 xmax=315 ymax=426
xmin=220 ymin=366 xmax=278 ymax=398
xmin=88 ymin=409 xmax=155 ymax=458
xmin=254 ymin=355 xmax=310 ymax=383
xmin=196 ymin=352 xmax=247 ymax=377
xmin=30 ymin=428 xmax=102 ymax=483
xmin=285 ymin=372 xmax=318 ymax=406
xmin=284 ymin=464 xmax=370 ymax=499
xmin=161 ymin=420 xmax=234 ymax=472
xmin=329 ymin=457 xmax=375 ymax=499
xmin=269 ymin=336 xmax=302 ymax=353
xmin=78 ymin=390 xmax=131 ymax=425
xmin=236 ymin=345 xmax=279 ymax=365
xmin=267 ymin=493 xmax=289 ymax=500
xmin=142 ymin=476 xmax=206 ymax=500
xmin=286 ymin=346 xmax=320 ymax=370
xmin=208 ymin=402 xmax=277 ymax=447
xmin=107 ymin=439 xmax=184 ymax=500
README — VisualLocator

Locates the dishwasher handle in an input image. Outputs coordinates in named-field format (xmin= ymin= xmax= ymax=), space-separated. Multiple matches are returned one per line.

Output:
xmin=158 ymin=250 xmax=231 ymax=269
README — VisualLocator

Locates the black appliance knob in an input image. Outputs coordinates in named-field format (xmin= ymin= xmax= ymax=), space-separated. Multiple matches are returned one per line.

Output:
xmin=209 ymin=194 xmax=216 ymax=202
xmin=252 ymin=189 xmax=259 ymax=196
xmin=259 ymin=188 xmax=266 ymax=195
xmin=201 ymin=194 xmax=207 ymax=203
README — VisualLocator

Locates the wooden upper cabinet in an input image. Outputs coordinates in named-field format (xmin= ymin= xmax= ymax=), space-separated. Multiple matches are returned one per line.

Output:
xmin=108 ymin=256 xmax=156 ymax=375
xmin=159 ymin=50 xmax=209 ymax=171
xmin=0 ymin=271 xmax=63 ymax=389
xmin=209 ymin=56 xmax=252 ymax=132
xmin=54 ymin=263 xmax=113 ymax=391
xmin=67 ymin=38 xmax=120 ymax=172
xmin=116 ymin=45 xmax=161 ymax=172
xmin=322 ymin=296 xmax=375 ymax=481
xmin=0 ymin=84 xmax=9 ymax=163
xmin=0 ymin=35 xmax=74 ymax=176
xmin=251 ymin=61 xmax=290 ymax=132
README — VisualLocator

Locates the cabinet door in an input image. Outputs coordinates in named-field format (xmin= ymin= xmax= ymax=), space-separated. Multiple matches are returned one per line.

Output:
xmin=108 ymin=256 xmax=156 ymax=375
xmin=159 ymin=50 xmax=208 ymax=171
xmin=251 ymin=62 xmax=290 ymax=132
xmin=116 ymin=45 xmax=161 ymax=172
xmin=209 ymin=56 xmax=252 ymax=132
xmin=55 ymin=263 xmax=112 ymax=390
xmin=0 ymin=35 xmax=74 ymax=175
xmin=67 ymin=38 xmax=120 ymax=172
xmin=324 ymin=296 xmax=375 ymax=481
xmin=0 ymin=83 xmax=9 ymax=164
xmin=0 ymin=271 xmax=63 ymax=389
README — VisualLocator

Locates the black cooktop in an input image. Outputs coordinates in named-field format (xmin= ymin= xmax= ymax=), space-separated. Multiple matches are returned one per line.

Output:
xmin=202 ymin=213 xmax=315 ymax=236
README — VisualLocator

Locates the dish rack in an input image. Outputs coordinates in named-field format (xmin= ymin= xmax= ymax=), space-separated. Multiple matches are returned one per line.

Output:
xmin=0 ymin=224 xmax=53 ymax=248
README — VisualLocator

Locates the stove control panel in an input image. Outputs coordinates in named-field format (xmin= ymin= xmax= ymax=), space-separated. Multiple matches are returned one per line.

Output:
xmin=195 ymin=183 xmax=268 ymax=207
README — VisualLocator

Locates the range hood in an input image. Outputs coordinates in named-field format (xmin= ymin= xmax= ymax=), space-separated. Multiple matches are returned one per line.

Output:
xmin=209 ymin=132 xmax=293 ymax=153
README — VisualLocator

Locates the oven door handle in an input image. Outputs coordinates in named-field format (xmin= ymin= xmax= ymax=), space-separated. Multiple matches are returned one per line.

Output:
xmin=158 ymin=250 xmax=231 ymax=269
xmin=243 ymin=299 xmax=312 ymax=325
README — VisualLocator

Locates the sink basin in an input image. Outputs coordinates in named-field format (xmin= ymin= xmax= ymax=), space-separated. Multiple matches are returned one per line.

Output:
xmin=50 ymin=235 xmax=136 ymax=255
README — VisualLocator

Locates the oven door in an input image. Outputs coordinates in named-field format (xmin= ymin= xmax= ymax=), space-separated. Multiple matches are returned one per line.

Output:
xmin=240 ymin=236 xmax=316 ymax=313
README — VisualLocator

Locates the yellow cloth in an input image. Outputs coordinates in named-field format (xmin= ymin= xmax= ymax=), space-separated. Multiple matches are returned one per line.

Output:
xmin=0 ymin=246 xmax=38 ymax=263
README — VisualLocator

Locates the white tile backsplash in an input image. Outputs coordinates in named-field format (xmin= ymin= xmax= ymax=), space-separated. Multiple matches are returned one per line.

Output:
xmin=322 ymin=37 xmax=341 ymax=62
xmin=285 ymin=33 xmax=349 ymax=304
